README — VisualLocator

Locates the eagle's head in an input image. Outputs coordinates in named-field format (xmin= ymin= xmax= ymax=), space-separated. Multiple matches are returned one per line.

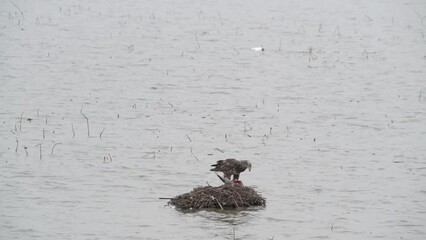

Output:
xmin=241 ymin=160 xmax=252 ymax=171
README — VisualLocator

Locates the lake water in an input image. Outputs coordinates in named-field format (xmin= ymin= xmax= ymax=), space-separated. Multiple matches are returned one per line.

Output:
xmin=1 ymin=0 xmax=426 ymax=239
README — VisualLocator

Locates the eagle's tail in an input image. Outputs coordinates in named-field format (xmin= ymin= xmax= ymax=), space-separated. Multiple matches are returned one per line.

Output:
xmin=211 ymin=160 xmax=223 ymax=167
xmin=215 ymin=173 xmax=232 ymax=184
xmin=210 ymin=163 xmax=219 ymax=171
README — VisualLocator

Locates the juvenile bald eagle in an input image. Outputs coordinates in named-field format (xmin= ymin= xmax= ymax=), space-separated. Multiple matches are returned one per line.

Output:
xmin=210 ymin=158 xmax=252 ymax=180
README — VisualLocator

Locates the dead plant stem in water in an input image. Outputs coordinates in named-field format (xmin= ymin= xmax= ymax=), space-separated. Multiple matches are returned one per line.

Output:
xmin=71 ymin=123 xmax=75 ymax=138
xmin=19 ymin=112 xmax=23 ymax=132
xmin=99 ymin=128 xmax=105 ymax=138
xmin=51 ymin=143 xmax=61 ymax=155
xmin=81 ymin=112 xmax=90 ymax=137
xmin=195 ymin=31 xmax=200 ymax=49
xmin=15 ymin=137 xmax=19 ymax=152
xmin=36 ymin=143 xmax=42 ymax=160
xmin=186 ymin=134 xmax=192 ymax=142
xmin=24 ymin=146 xmax=29 ymax=157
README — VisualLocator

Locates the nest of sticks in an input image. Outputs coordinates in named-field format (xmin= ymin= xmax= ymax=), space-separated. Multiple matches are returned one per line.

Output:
xmin=168 ymin=184 xmax=266 ymax=210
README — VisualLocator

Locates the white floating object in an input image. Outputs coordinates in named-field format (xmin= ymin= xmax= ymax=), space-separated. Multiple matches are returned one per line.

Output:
xmin=251 ymin=47 xmax=264 ymax=52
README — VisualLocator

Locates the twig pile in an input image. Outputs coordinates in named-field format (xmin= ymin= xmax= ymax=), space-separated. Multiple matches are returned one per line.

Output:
xmin=168 ymin=184 xmax=266 ymax=209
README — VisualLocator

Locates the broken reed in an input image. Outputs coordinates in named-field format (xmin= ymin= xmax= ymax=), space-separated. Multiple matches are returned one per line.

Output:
xmin=15 ymin=137 xmax=19 ymax=152
xmin=195 ymin=31 xmax=200 ymax=49
xmin=71 ymin=123 xmax=75 ymax=138
xmin=19 ymin=112 xmax=23 ymax=132
xmin=80 ymin=112 xmax=90 ymax=137
xmin=51 ymin=143 xmax=61 ymax=155
xmin=24 ymin=146 xmax=29 ymax=157
xmin=99 ymin=128 xmax=105 ymax=138
xmin=36 ymin=143 xmax=42 ymax=160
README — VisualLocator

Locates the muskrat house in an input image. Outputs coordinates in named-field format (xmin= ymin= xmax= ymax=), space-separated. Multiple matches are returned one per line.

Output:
xmin=168 ymin=184 xmax=266 ymax=210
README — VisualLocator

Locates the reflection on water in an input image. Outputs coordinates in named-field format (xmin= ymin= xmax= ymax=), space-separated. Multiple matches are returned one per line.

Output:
xmin=1 ymin=0 xmax=426 ymax=239
xmin=182 ymin=207 xmax=265 ymax=225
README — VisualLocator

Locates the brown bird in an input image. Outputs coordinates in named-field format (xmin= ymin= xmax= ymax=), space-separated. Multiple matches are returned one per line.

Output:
xmin=210 ymin=158 xmax=252 ymax=180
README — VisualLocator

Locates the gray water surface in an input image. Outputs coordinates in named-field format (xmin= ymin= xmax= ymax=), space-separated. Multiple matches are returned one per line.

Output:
xmin=1 ymin=0 xmax=426 ymax=239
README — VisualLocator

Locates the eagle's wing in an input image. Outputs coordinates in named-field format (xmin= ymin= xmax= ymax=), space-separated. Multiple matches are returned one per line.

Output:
xmin=235 ymin=161 xmax=248 ymax=173
xmin=210 ymin=159 xmax=238 ymax=179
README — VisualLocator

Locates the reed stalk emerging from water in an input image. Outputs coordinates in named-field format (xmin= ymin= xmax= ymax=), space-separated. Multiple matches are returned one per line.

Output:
xmin=19 ymin=112 xmax=23 ymax=132
xmin=15 ymin=137 xmax=19 ymax=152
xmin=186 ymin=134 xmax=192 ymax=142
xmin=99 ymin=128 xmax=105 ymax=138
xmin=24 ymin=146 xmax=29 ymax=157
xmin=51 ymin=143 xmax=61 ymax=155
xmin=36 ymin=143 xmax=42 ymax=160
xmin=80 ymin=112 xmax=90 ymax=137
xmin=217 ymin=12 xmax=223 ymax=26
xmin=195 ymin=31 xmax=200 ymax=49
xmin=71 ymin=123 xmax=75 ymax=138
